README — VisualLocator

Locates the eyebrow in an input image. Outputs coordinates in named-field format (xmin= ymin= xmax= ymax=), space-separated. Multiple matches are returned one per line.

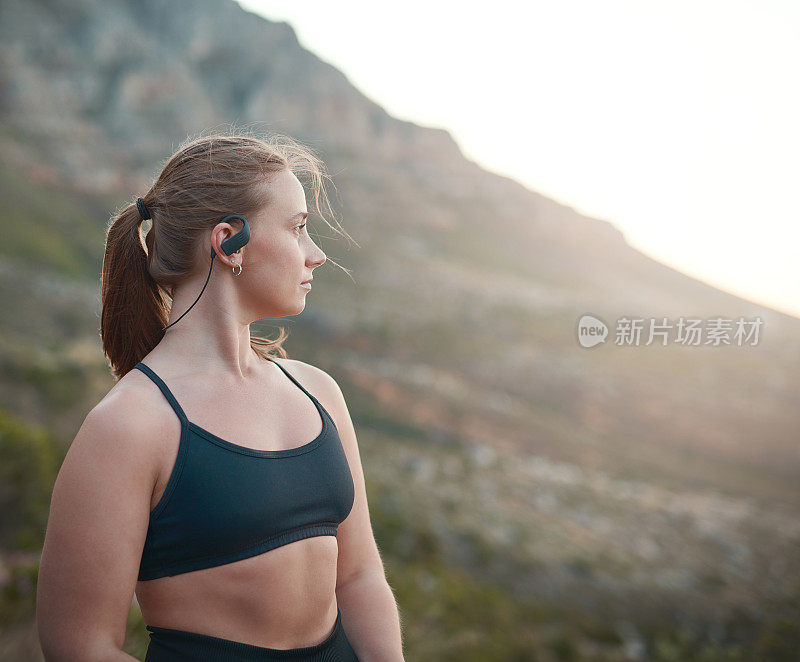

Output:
xmin=289 ymin=212 xmax=309 ymax=223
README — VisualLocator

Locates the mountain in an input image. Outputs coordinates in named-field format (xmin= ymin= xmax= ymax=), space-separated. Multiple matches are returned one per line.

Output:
xmin=1 ymin=0 xmax=799 ymax=659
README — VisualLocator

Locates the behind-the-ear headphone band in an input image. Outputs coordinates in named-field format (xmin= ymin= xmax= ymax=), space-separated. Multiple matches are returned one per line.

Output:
xmin=211 ymin=214 xmax=251 ymax=258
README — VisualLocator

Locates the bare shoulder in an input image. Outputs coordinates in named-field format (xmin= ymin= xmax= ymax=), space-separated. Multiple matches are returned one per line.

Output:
xmin=62 ymin=387 xmax=162 ymax=503
xmin=87 ymin=369 xmax=177 ymax=461
xmin=271 ymin=357 xmax=341 ymax=394
xmin=271 ymin=357 xmax=347 ymax=418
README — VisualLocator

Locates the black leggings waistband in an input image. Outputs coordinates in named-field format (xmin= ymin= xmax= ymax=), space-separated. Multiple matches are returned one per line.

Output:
xmin=144 ymin=608 xmax=359 ymax=661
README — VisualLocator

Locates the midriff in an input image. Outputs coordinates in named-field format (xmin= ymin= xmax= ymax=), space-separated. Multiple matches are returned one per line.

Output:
xmin=135 ymin=535 xmax=340 ymax=649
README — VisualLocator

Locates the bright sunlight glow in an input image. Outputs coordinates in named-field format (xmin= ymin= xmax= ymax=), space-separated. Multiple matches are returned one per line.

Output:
xmin=237 ymin=0 xmax=800 ymax=319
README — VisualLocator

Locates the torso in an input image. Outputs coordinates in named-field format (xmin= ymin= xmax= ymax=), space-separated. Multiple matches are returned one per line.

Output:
xmin=113 ymin=352 xmax=341 ymax=649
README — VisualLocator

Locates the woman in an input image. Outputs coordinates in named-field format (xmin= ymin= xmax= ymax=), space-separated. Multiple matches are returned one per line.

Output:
xmin=35 ymin=132 xmax=405 ymax=661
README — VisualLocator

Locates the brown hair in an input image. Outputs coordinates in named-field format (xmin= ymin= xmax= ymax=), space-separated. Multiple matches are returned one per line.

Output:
xmin=100 ymin=127 xmax=355 ymax=381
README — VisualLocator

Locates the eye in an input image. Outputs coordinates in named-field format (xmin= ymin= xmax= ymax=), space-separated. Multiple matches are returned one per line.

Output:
xmin=295 ymin=222 xmax=307 ymax=234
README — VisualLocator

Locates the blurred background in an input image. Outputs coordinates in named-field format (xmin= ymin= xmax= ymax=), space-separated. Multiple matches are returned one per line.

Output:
xmin=0 ymin=0 xmax=798 ymax=660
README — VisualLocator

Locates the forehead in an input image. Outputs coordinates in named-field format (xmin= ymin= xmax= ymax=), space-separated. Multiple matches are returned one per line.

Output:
xmin=267 ymin=169 xmax=306 ymax=215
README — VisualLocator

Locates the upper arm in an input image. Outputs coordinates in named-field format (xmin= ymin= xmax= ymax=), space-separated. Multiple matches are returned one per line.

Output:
xmin=284 ymin=360 xmax=386 ymax=589
xmin=36 ymin=394 xmax=158 ymax=661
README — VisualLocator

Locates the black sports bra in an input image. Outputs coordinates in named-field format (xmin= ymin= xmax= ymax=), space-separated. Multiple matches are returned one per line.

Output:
xmin=133 ymin=358 xmax=355 ymax=582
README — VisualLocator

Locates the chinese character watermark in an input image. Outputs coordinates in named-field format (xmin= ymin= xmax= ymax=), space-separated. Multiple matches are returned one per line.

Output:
xmin=577 ymin=314 xmax=762 ymax=348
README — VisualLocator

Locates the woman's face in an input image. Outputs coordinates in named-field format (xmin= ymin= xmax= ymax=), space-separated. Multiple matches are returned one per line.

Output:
xmin=229 ymin=168 xmax=326 ymax=320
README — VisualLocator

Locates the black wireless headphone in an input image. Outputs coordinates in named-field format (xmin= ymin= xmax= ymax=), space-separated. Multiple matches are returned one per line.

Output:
xmin=211 ymin=213 xmax=251 ymax=259
xmin=163 ymin=214 xmax=251 ymax=332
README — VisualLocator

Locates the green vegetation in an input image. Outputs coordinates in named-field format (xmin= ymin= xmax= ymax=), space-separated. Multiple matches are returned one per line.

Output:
xmin=0 ymin=409 xmax=65 ymax=553
xmin=0 ymin=348 xmax=94 ymax=413
xmin=0 ymin=560 xmax=39 ymax=628
xmin=123 ymin=601 xmax=150 ymax=661
xmin=0 ymin=158 xmax=105 ymax=279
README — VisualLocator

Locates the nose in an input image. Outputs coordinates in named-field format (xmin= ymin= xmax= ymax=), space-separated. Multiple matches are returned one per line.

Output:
xmin=307 ymin=244 xmax=326 ymax=269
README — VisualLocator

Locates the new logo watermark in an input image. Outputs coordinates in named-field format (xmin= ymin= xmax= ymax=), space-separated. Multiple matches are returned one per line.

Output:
xmin=577 ymin=315 xmax=762 ymax=348
xmin=577 ymin=315 xmax=609 ymax=348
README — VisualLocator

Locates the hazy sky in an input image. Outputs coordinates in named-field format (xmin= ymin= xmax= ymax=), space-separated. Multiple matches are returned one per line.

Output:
xmin=237 ymin=0 xmax=800 ymax=318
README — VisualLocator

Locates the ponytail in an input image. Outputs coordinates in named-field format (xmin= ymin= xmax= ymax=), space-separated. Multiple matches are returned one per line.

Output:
xmin=100 ymin=200 xmax=171 ymax=380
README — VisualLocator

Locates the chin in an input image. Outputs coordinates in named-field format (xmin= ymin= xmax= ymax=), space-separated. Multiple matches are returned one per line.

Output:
xmin=256 ymin=300 xmax=306 ymax=319
xmin=291 ymin=299 xmax=307 ymax=315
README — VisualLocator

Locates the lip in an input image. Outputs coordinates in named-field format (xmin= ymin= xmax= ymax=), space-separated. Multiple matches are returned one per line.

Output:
xmin=300 ymin=282 xmax=312 ymax=290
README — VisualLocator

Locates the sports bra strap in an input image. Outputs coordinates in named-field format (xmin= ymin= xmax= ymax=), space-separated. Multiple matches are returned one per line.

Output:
xmin=268 ymin=358 xmax=320 ymax=405
xmin=133 ymin=362 xmax=189 ymax=423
